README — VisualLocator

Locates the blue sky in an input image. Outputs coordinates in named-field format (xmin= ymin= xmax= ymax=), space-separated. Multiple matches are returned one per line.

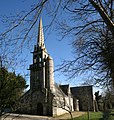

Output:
xmin=0 ymin=0 xmax=76 ymax=85
xmin=0 ymin=1 xmax=103 ymax=93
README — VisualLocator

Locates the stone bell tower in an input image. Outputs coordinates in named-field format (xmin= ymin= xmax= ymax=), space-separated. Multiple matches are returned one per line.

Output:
xmin=29 ymin=18 xmax=55 ymax=92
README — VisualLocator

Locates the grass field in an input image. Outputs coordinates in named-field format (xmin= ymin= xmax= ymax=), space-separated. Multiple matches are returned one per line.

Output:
xmin=71 ymin=111 xmax=114 ymax=120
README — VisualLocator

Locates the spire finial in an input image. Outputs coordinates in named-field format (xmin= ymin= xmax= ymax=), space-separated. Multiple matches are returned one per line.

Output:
xmin=37 ymin=18 xmax=44 ymax=47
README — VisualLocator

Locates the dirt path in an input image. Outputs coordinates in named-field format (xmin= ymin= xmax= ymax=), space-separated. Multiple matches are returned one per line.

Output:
xmin=0 ymin=111 xmax=85 ymax=120
xmin=54 ymin=111 xmax=86 ymax=119
xmin=0 ymin=113 xmax=51 ymax=120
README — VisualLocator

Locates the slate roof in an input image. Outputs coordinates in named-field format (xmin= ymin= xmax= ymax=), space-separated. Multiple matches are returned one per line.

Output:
xmin=59 ymin=84 xmax=69 ymax=96
xmin=70 ymin=85 xmax=93 ymax=101
xmin=53 ymin=83 xmax=67 ymax=97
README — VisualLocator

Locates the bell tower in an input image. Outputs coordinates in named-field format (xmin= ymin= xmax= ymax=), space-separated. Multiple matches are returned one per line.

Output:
xmin=29 ymin=18 xmax=55 ymax=91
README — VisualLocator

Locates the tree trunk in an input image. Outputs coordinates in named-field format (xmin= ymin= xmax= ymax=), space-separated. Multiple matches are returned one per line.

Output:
xmin=89 ymin=0 xmax=114 ymax=37
xmin=69 ymin=111 xmax=73 ymax=120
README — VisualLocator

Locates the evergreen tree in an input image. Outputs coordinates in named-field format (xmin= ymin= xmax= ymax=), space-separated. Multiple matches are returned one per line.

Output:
xmin=0 ymin=68 xmax=27 ymax=115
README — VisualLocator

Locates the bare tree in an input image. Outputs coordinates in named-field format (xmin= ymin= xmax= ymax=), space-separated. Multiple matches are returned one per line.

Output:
xmin=0 ymin=0 xmax=49 ymax=70
xmin=56 ymin=0 xmax=114 ymax=87
xmin=0 ymin=0 xmax=114 ymax=85
xmin=103 ymin=86 xmax=114 ymax=110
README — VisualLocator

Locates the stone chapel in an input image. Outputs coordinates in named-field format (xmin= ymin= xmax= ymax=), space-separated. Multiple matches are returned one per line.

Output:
xmin=19 ymin=18 xmax=76 ymax=116
xmin=19 ymin=18 xmax=95 ymax=116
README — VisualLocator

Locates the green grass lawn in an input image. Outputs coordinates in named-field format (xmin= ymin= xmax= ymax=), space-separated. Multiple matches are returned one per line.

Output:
xmin=71 ymin=111 xmax=114 ymax=120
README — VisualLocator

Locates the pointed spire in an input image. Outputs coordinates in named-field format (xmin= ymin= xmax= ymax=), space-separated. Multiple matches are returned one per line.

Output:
xmin=37 ymin=18 xmax=45 ymax=47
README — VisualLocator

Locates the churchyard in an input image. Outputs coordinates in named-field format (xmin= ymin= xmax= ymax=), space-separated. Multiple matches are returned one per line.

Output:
xmin=1 ymin=110 xmax=114 ymax=120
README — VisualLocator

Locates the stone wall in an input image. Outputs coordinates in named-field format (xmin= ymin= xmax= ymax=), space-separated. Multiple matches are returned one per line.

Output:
xmin=71 ymin=85 xmax=95 ymax=111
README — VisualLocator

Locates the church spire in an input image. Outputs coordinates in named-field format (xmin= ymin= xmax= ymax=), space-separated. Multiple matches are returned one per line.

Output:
xmin=37 ymin=18 xmax=44 ymax=47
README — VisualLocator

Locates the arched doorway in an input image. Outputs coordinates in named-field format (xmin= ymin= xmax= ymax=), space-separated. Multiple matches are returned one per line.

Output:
xmin=37 ymin=103 xmax=43 ymax=115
